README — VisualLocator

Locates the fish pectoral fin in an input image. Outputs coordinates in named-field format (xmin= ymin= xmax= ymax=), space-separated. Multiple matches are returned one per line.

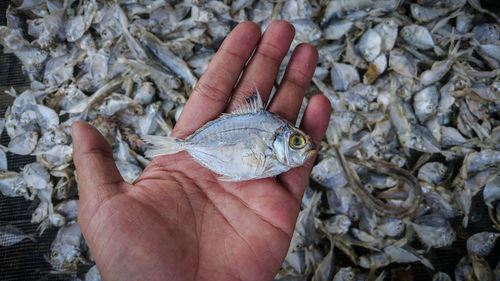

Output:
xmin=244 ymin=134 xmax=270 ymax=173
xmin=217 ymin=175 xmax=242 ymax=182
xmin=250 ymin=133 xmax=268 ymax=154
xmin=259 ymin=162 xmax=289 ymax=178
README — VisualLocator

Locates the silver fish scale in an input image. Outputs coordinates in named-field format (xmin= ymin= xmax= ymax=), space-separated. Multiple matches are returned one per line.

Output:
xmin=184 ymin=112 xmax=289 ymax=179
xmin=188 ymin=111 xmax=284 ymax=145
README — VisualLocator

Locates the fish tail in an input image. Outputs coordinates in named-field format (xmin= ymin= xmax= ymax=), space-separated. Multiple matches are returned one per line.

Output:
xmin=142 ymin=135 xmax=185 ymax=158
xmin=27 ymin=233 xmax=37 ymax=243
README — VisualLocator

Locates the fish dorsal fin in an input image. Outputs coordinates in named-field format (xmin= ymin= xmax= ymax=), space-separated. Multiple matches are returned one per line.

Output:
xmin=232 ymin=86 xmax=264 ymax=115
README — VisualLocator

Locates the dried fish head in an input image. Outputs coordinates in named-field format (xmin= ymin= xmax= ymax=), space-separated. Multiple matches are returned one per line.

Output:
xmin=116 ymin=161 xmax=142 ymax=184
xmin=411 ymin=214 xmax=456 ymax=249
xmin=37 ymin=144 xmax=73 ymax=169
xmin=324 ymin=215 xmax=352 ymax=235
xmin=484 ymin=175 xmax=500 ymax=208
xmin=8 ymin=131 xmax=38 ymax=155
xmin=432 ymin=272 xmax=452 ymax=281
xmin=418 ymin=162 xmax=448 ymax=185
xmin=376 ymin=218 xmax=405 ymax=238
xmin=357 ymin=29 xmax=382 ymax=62
xmin=291 ymin=19 xmax=321 ymax=44
xmin=311 ymin=156 xmax=348 ymax=189
xmin=50 ymin=222 xmax=83 ymax=271
xmin=332 ymin=267 xmax=356 ymax=281
xmin=0 ymin=171 xmax=28 ymax=198
xmin=55 ymin=200 xmax=79 ymax=221
xmin=23 ymin=162 xmax=51 ymax=190
xmin=466 ymin=232 xmax=500 ymax=257
xmin=400 ymin=24 xmax=437 ymax=51
xmin=31 ymin=200 xmax=49 ymax=224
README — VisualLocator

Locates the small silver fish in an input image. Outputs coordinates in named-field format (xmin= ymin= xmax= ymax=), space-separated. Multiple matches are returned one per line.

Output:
xmin=143 ymin=89 xmax=316 ymax=181
xmin=50 ymin=221 xmax=83 ymax=271
xmin=466 ymin=232 xmax=500 ymax=257
xmin=0 ymin=225 xmax=36 ymax=246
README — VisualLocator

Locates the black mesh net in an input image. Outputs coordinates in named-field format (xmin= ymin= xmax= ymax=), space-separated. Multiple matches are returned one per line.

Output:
xmin=0 ymin=1 xmax=71 ymax=280
xmin=0 ymin=0 xmax=499 ymax=280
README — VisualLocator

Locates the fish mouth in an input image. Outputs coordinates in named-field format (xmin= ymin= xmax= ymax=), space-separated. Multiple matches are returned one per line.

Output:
xmin=304 ymin=150 xmax=316 ymax=158
xmin=304 ymin=145 xmax=317 ymax=157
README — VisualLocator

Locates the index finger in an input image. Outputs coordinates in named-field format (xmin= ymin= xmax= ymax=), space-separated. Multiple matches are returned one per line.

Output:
xmin=172 ymin=22 xmax=261 ymax=139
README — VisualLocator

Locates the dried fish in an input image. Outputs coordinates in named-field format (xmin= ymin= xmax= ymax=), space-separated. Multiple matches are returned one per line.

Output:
xmin=144 ymin=90 xmax=315 ymax=181
xmin=411 ymin=214 xmax=456 ymax=249
xmin=432 ymin=272 xmax=452 ymax=281
xmin=384 ymin=245 xmax=434 ymax=270
xmin=0 ymin=171 xmax=28 ymax=198
xmin=357 ymin=29 xmax=382 ymax=62
xmin=8 ymin=131 xmax=38 ymax=155
xmin=466 ymin=232 xmax=500 ymax=257
xmin=0 ymin=225 xmax=36 ymax=246
xmin=50 ymin=222 xmax=83 ymax=272
xmin=331 ymin=63 xmax=360 ymax=91
xmin=23 ymin=162 xmax=51 ymax=190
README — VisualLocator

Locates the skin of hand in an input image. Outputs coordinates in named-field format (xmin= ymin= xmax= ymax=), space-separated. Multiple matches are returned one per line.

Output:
xmin=72 ymin=20 xmax=331 ymax=281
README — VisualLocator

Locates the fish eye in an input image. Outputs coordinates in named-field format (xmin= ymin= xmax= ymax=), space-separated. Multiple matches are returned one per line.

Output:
xmin=289 ymin=134 xmax=306 ymax=149
xmin=456 ymin=79 xmax=467 ymax=88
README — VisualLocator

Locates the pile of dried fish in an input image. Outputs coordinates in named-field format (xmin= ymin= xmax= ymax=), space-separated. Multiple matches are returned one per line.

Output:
xmin=0 ymin=0 xmax=499 ymax=280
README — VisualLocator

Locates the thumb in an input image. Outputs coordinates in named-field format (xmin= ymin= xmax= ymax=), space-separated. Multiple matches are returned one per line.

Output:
xmin=71 ymin=121 xmax=124 ymax=211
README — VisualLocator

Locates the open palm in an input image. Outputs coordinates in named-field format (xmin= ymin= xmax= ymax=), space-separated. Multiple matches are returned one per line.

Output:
xmin=72 ymin=21 xmax=331 ymax=281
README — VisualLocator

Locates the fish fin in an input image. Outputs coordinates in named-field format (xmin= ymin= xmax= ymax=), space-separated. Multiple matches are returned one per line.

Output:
xmin=36 ymin=220 xmax=50 ymax=236
xmin=433 ymin=45 xmax=445 ymax=57
xmin=142 ymin=135 xmax=185 ymax=158
xmin=60 ymin=98 xmax=90 ymax=115
xmin=27 ymin=233 xmax=37 ymax=243
xmin=250 ymin=133 xmax=268 ymax=154
xmin=415 ymin=251 xmax=434 ymax=270
xmin=217 ymin=175 xmax=242 ymax=182
xmin=232 ymin=85 xmax=264 ymax=115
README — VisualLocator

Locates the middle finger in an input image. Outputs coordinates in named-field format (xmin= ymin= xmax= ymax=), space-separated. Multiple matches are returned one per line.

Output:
xmin=226 ymin=20 xmax=295 ymax=112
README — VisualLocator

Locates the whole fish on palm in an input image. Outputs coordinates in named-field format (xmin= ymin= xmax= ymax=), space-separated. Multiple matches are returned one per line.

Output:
xmin=143 ymin=88 xmax=315 ymax=181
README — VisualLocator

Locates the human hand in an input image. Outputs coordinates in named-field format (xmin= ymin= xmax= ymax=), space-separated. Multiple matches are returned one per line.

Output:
xmin=72 ymin=20 xmax=331 ymax=281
